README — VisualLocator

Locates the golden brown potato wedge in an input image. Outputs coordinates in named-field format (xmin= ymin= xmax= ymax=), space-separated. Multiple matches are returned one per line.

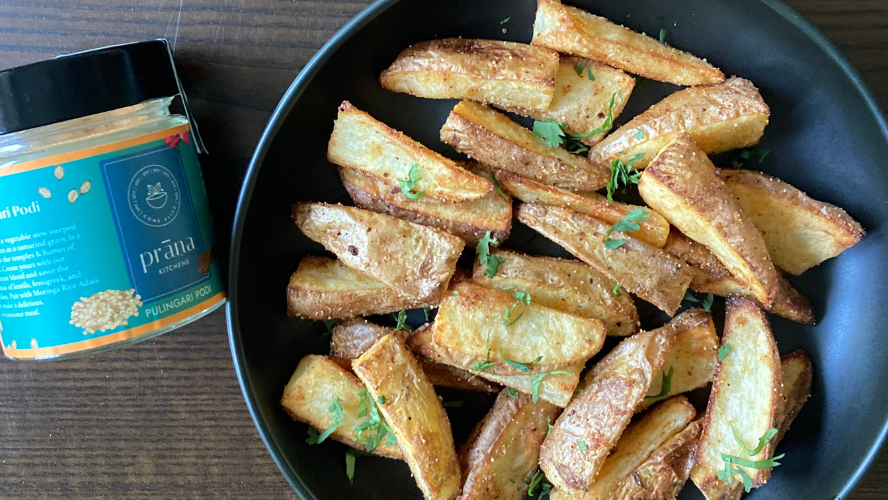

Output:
xmin=472 ymin=248 xmax=639 ymax=337
xmin=717 ymin=168 xmax=865 ymax=275
xmin=636 ymin=308 xmax=718 ymax=412
xmin=774 ymin=350 xmax=813 ymax=449
xmin=432 ymin=281 xmax=606 ymax=374
xmin=540 ymin=323 xmax=677 ymax=492
xmin=352 ymin=333 xmax=461 ymax=500
xmin=293 ymin=203 xmax=464 ymax=304
xmin=638 ymin=133 xmax=780 ymax=307
xmin=340 ymin=163 xmax=511 ymax=246
xmin=691 ymin=298 xmax=783 ymax=498
xmin=608 ymin=420 xmax=703 ymax=500
xmin=280 ymin=354 xmax=403 ymax=459
xmin=379 ymin=38 xmax=559 ymax=116
xmin=440 ymin=100 xmax=610 ymax=191
xmin=589 ymin=78 xmax=769 ymax=170
xmin=663 ymin=229 xmax=815 ymax=324
xmin=531 ymin=0 xmax=724 ymax=86
xmin=458 ymin=390 xmax=561 ymax=500
xmin=328 ymin=101 xmax=492 ymax=203
xmin=516 ymin=203 xmax=694 ymax=315
xmin=497 ymin=170 xmax=669 ymax=247
xmin=286 ymin=256 xmax=430 ymax=320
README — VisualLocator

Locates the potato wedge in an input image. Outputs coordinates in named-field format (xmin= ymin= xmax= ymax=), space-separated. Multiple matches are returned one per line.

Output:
xmin=717 ymin=168 xmax=865 ymax=275
xmin=636 ymin=308 xmax=718 ymax=412
xmin=280 ymin=354 xmax=403 ymax=459
xmin=328 ymin=101 xmax=492 ymax=203
xmin=472 ymin=249 xmax=638 ymax=337
xmin=691 ymin=298 xmax=783 ymax=497
xmin=638 ymin=133 xmax=780 ymax=307
xmin=516 ymin=203 xmax=694 ymax=315
xmin=589 ymin=78 xmax=769 ymax=170
xmin=458 ymin=390 xmax=561 ymax=500
xmin=774 ymin=350 xmax=813 ymax=449
xmin=440 ymin=100 xmax=610 ymax=191
xmin=352 ymin=333 xmax=461 ymax=500
xmin=293 ymin=203 xmax=464 ymax=304
xmin=379 ymin=38 xmax=559 ymax=116
xmin=608 ymin=420 xmax=703 ymax=500
xmin=420 ymin=360 xmax=503 ymax=394
xmin=540 ymin=323 xmax=677 ymax=491
xmin=340 ymin=163 xmax=511 ymax=246
xmin=531 ymin=0 xmax=724 ymax=86
xmin=663 ymin=229 xmax=815 ymax=324
xmin=287 ymin=257 xmax=429 ymax=320
xmin=432 ymin=281 xmax=606 ymax=374
xmin=497 ymin=170 xmax=669 ymax=247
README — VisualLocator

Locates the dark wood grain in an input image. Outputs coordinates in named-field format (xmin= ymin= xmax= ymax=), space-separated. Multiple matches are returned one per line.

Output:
xmin=0 ymin=1 xmax=886 ymax=498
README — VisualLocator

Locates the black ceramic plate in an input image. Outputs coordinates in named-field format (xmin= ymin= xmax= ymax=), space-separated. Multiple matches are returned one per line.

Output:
xmin=228 ymin=1 xmax=888 ymax=498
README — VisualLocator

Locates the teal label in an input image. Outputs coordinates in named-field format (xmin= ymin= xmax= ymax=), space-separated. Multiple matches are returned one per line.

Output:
xmin=0 ymin=128 xmax=224 ymax=358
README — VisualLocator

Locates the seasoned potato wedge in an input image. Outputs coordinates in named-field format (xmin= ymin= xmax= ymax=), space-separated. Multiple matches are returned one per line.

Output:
xmin=432 ymin=281 xmax=606 ymax=374
xmin=608 ymin=420 xmax=703 ymax=500
xmin=280 ymin=354 xmax=403 ymax=459
xmin=472 ymin=249 xmax=639 ymax=337
xmin=287 ymin=256 xmax=430 ymax=320
xmin=497 ymin=170 xmax=669 ymax=247
xmin=531 ymin=0 xmax=724 ymax=86
xmin=589 ymin=78 xmax=769 ymax=170
xmin=639 ymin=133 xmax=780 ymax=307
xmin=293 ymin=203 xmax=464 ymax=304
xmin=352 ymin=333 xmax=461 ymax=500
xmin=379 ymin=38 xmax=559 ymax=116
xmin=516 ymin=203 xmax=694 ymax=315
xmin=636 ymin=308 xmax=718 ymax=412
xmin=540 ymin=324 xmax=677 ymax=491
xmin=328 ymin=101 xmax=492 ymax=203
xmin=420 ymin=360 xmax=503 ymax=394
xmin=774 ymin=350 xmax=813 ymax=448
xmin=691 ymin=298 xmax=783 ymax=497
xmin=440 ymin=100 xmax=610 ymax=191
xmin=717 ymin=168 xmax=865 ymax=275
xmin=663 ymin=229 xmax=815 ymax=324
xmin=458 ymin=390 xmax=561 ymax=500
xmin=340 ymin=163 xmax=511 ymax=246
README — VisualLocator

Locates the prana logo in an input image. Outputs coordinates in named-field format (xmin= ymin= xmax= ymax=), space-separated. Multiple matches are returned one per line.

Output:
xmin=145 ymin=183 xmax=168 ymax=209
xmin=127 ymin=165 xmax=181 ymax=227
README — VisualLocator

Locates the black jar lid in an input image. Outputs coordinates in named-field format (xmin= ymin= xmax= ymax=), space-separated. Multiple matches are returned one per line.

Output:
xmin=0 ymin=40 xmax=182 ymax=135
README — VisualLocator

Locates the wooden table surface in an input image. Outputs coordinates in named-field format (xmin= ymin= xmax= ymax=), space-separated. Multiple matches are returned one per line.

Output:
xmin=0 ymin=1 xmax=886 ymax=498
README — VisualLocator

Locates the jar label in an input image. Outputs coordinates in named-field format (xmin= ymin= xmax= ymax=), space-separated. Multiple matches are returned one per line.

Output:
xmin=0 ymin=124 xmax=224 ymax=359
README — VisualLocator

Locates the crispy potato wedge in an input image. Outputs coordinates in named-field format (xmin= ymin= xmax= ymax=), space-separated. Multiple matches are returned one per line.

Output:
xmin=352 ymin=333 xmax=461 ymax=500
xmin=420 ymin=360 xmax=503 ymax=394
xmin=663 ymin=229 xmax=815 ymax=324
xmin=589 ymin=78 xmax=769 ymax=169
xmin=516 ymin=203 xmax=694 ymax=315
xmin=432 ymin=281 xmax=606 ymax=374
xmin=379 ymin=38 xmax=559 ymax=116
xmin=472 ymin=249 xmax=638 ymax=337
xmin=293 ymin=203 xmax=464 ymax=304
xmin=497 ymin=170 xmax=669 ymax=247
xmin=280 ymin=354 xmax=403 ymax=459
xmin=717 ymin=168 xmax=865 ymax=275
xmin=531 ymin=0 xmax=724 ymax=86
xmin=540 ymin=323 xmax=677 ymax=492
xmin=287 ymin=256 xmax=430 ymax=320
xmin=774 ymin=350 xmax=813 ymax=449
xmin=458 ymin=390 xmax=561 ymax=500
xmin=608 ymin=420 xmax=703 ymax=500
xmin=639 ymin=133 xmax=780 ymax=307
xmin=636 ymin=308 xmax=718 ymax=412
xmin=328 ymin=101 xmax=492 ymax=203
xmin=691 ymin=298 xmax=783 ymax=497
xmin=440 ymin=100 xmax=610 ymax=191
xmin=340 ymin=163 xmax=511 ymax=246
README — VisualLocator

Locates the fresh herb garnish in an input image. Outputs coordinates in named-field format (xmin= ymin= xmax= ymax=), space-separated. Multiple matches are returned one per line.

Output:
xmin=500 ymin=16 xmax=511 ymax=24
xmin=306 ymin=395 xmax=344 ymax=444
xmin=659 ymin=28 xmax=667 ymax=45
xmin=393 ymin=310 xmax=413 ymax=332
xmin=477 ymin=231 xmax=504 ymax=278
xmin=470 ymin=331 xmax=496 ymax=376
xmin=532 ymin=119 xmax=567 ymax=149
xmin=645 ymin=366 xmax=674 ymax=403
xmin=577 ymin=440 xmax=588 ymax=452
xmin=397 ymin=163 xmax=425 ymax=199
xmin=684 ymin=290 xmax=714 ymax=312
xmin=532 ymin=91 xmax=621 ymax=153
xmin=323 ymin=319 xmax=336 ymax=336
xmin=504 ymin=356 xmax=543 ymax=373
xmin=546 ymin=416 xmax=553 ymax=436
xmin=345 ymin=449 xmax=357 ymax=484
xmin=503 ymin=291 xmax=532 ymax=326
xmin=573 ymin=59 xmax=595 ymax=81
xmin=377 ymin=395 xmax=386 ymax=405
xmin=531 ymin=370 xmax=572 ymax=403
xmin=732 ymin=427 xmax=778 ymax=456
xmin=605 ymin=153 xmax=645 ymax=203
xmin=486 ymin=255 xmax=506 ymax=279
xmin=525 ymin=469 xmax=553 ymax=498
xmin=508 ymin=387 xmax=520 ymax=398
xmin=718 ymin=343 xmax=733 ymax=361
xmin=613 ymin=284 xmax=622 ymax=296
xmin=355 ymin=389 xmax=397 ymax=452
xmin=731 ymin=148 xmax=769 ymax=168
xmin=635 ymin=128 xmax=645 ymax=140
xmin=487 ymin=171 xmax=510 ymax=201
xmin=443 ymin=400 xmax=464 ymax=408
xmin=605 ymin=208 xmax=649 ymax=249
xmin=423 ymin=306 xmax=432 ymax=322
xmin=719 ymin=428 xmax=783 ymax=492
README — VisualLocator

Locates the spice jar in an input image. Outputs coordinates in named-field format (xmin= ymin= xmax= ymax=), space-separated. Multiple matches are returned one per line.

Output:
xmin=0 ymin=40 xmax=225 ymax=360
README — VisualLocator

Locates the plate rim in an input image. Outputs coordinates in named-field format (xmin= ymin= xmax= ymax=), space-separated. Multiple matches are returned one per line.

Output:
xmin=227 ymin=0 xmax=888 ymax=498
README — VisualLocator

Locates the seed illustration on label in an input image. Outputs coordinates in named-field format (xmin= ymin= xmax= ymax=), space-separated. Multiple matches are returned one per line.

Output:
xmin=80 ymin=180 xmax=91 ymax=194
xmin=38 ymin=187 xmax=51 ymax=198
xmin=70 ymin=289 xmax=144 ymax=335
xmin=68 ymin=189 xmax=79 ymax=203
xmin=54 ymin=165 xmax=64 ymax=180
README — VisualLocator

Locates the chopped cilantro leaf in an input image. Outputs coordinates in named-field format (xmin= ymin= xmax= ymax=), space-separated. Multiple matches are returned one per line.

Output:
xmin=470 ymin=331 xmax=496 ymax=376
xmin=423 ymin=306 xmax=432 ymax=322
xmin=635 ymin=128 xmax=645 ymax=140
xmin=397 ymin=164 xmax=425 ymax=199
xmin=525 ymin=469 xmax=553 ymax=498
xmin=659 ymin=28 xmax=667 ymax=45
xmin=732 ymin=427 xmax=778 ymax=456
xmin=613 ymin=284 xmax=622 ymax=296
xmin=702 ymin=293 xmax=714 ymax=312
xmin=486 ymin=255 xmax=506 ymax=279
xmin=500 ymin=16 xmax=510 ymax=24
xmin=503 ymin=291 xmax=532 ymax=326
xmin=487 ymin=171 xmax=510 ymax=201
xmin=306 ymin=395 xmax=344 ymax=444
xmin=573 ymin=59 xmax=595 ymax=81
xmin=644 ymin=366 xmax=674 ymax=403
xmin=345 ymin=449 xmax=356 ymax=484
xmin=322 ymin=319 xmax=336 ymax=336
xmin=508 ymin=387 xmax=520 ymax=398
xmin=504 ymin=356 xmax=543 ymax=373
xmin=577 ymin=440 xmax=588 ymax=452
xmin=377 ymin=395 xmax=386 ymax=405
xmin=532 ymin=119 xmax=567 ymax=148
xmin=718 ymin=343 xmax=733 ymax=361
xmin=605 ymin=208 xmax=649 ymax=249
xmin=393 ymin=309 xmax=413 ymax=332
xmin=547 ymin=416 xmax=553 ymax=436
xmin=355 ymin=390 xmax=396 ymax=452
xmin=731 ymin=148 xmax=770 ymax=168
xmin=606 ymin=153 xmax=645 ymax=203
xmin=531 ymin=370 xmax=572 ymax=403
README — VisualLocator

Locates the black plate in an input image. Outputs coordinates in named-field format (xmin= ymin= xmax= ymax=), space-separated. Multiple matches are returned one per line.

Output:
xmin=228 ymin=1 xmax=888 ymax=498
